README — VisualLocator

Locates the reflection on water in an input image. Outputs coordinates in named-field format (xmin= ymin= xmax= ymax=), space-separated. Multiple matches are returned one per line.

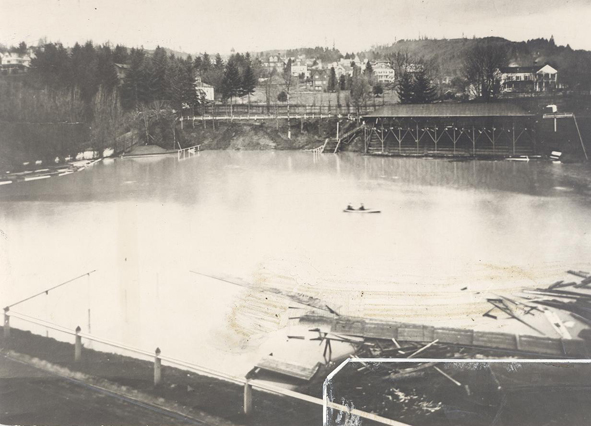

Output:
xmin=0 ymin=152 xmax=590 ymax=375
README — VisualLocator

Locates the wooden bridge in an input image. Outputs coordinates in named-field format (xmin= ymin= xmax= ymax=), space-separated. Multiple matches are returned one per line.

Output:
xmin=362 ymin=103 xmax=537 ymax=157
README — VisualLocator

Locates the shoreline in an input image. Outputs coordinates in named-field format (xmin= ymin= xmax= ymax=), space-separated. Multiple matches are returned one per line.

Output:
xmin=0 ymin=328 xmax=323 ymax=426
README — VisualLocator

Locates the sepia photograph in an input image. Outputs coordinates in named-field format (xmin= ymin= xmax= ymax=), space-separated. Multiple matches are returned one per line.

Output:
xmin=1 ymin=1 xmax=591 ymax=425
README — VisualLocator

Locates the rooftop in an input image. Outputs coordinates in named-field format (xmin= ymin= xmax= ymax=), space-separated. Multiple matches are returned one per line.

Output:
xmin=363 ymin=103 xmax=534 ymax=118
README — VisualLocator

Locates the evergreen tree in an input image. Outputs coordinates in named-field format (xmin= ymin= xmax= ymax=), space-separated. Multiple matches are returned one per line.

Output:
xmin=328 ymin=67 xmax=337 ymax=92
xmin=240 ymin=62 xmax=257 ymax=98
xmin=194 ymin=55 xmax=203 ymax=71
xmin=113 ymin=45 xmax=129 ymax=64
xmin=397 ymin=72 xmax=415 ymax=104
xmin=221 ymin=56 xmax=241 ymax=101
xmin=214 ymin=54 xmax=224 ymax=71
xmin=30 ymin=42 xmax=71 ymax=88
xmin=121 ymin=48 xmax=150 ymax=110
xmin=97 ymin=45 xmax=119 ymax=93
xmin=339 ymin=74 xmax=346 ymax=90
xmin=150 ymin=46 xmax=169 ymax=102
xmin=168 ymin=58 xmax=197 ymax=114
xmin=412 ymin=70 xmax=437 ymax=103
xmin=364 ymin=61 xmax=374 ymax=78
xmin=200 ymin=52 xmax=212 ymax=73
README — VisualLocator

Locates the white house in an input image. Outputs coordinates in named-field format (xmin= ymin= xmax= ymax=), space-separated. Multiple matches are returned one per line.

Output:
xmin=372 ymin=62 xmax=395 ymax=84
xmin=499 ymin=64 xmax=558 ymax=93
xmin=291 ymin=60 xmax=309 ymax=78
xmin=0 ymin=52 xmax=33 ymax=74
xmin=195 ymin=77 xmax=215 ymax=101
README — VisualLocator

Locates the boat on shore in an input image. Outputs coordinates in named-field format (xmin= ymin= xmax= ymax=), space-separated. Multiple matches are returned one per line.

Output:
xmin=343 ymin=209 xmax=381 ymax=214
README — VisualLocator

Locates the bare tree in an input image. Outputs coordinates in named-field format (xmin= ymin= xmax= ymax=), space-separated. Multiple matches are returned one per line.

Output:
xmin=463 ymin=42 xmax=508 ymax=101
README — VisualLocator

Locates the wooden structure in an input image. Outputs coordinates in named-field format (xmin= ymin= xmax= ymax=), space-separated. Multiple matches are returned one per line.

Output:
xmin=300 ymin=314 xmax=590 ymax=358
xmin=362 ymin=103 xmax=537 ymax=157
xmin=255 ymin=357 xmax=321 ymax=381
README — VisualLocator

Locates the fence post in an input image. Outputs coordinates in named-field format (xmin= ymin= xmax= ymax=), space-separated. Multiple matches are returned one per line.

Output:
xmin=154 ymin=347 xmax=162 ymax=386
xmin=3 ymin=308 xmax=10 ymax=339
xmin=74 ymin=326 xmax=82 ymax=362
xmin=244 ymin=380 xmax=253 ymax=416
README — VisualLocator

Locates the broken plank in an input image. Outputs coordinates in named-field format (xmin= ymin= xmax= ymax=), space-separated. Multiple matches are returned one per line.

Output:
xmin=567 ymin=270 xmax=589 ymax=279
xmin=542 ymin=309 xmax=572 ymax=339
xmin=408 ymin=339 xmax=439 ymax=358
xmin=433 ymin=366 xmax=462 ymax=386
xmin=488 ymin=301 xmax=546 ymax=336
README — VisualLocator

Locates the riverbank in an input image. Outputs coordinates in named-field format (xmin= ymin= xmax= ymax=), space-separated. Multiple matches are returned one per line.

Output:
xmin=179 ymin=119 xmax=365 ymax=152
xmin=0 ymin=328 xmax=323 ymax=426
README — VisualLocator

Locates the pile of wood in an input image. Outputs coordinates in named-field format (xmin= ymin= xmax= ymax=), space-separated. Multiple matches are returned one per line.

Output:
xmin=520 ymin=270 xmax=591 ymax=327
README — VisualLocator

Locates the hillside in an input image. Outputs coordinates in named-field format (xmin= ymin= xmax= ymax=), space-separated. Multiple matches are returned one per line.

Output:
xmin=363 ymin=37 xmax=591 ymax=89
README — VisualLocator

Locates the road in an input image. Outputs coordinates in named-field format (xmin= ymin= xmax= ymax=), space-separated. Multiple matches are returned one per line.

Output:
xmin=0 ymin=354 xmax=204 ymax=425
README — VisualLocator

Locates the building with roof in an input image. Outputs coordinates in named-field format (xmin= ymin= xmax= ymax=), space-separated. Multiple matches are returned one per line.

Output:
xmin=310 ymin=69 xmax=328 ymax=92
xmin=359 ymin=102 xmax=537 ymax=157
xmin=0 ymin=52 xmax=33 ymax=75
xmin=291 ymin=60 xmax=309 ymax=78
xmin=499 ymin=64 xmax=558 ymax=93
xmin=195 ymin=76 xmax=215 ymax=101
xmin=372 ymin=62 xmax=395 ymax=84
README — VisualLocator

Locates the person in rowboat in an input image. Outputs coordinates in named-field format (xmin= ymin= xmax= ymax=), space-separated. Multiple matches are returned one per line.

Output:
xmin=346 ymin=202 xmax=354 ymax=210
xmin=358 ymin=203 xmax=365 ymax=211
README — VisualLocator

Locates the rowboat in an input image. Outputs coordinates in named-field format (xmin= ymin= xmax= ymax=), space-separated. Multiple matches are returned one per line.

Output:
xmin=343 ymin=209 xmax=381 ymax=214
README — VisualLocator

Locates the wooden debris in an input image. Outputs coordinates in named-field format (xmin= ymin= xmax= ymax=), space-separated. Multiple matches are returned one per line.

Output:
xmin=433 ymin=366 xmax=462 ymax=386
xmin=567 ymin=270 xmax=589 ymax=279
xmin=487 ymin=300 xmax=546 ymax=336
xmin=408 ymin=339 xmax=439 ymax=358
xmin=391 ymin=338 xmax=401 ymax=349
xmin=387 ymin=362 xmax=437 ymax=380
xmin=325 ymin=305 xmax=340 ymax=316
xmin=542 ymin=308 xmax=572 ymax=339
xmin=574 ymin=276 xmax=591 ymax=288
xmin=483 ymin=307 xmax=498 ymax=320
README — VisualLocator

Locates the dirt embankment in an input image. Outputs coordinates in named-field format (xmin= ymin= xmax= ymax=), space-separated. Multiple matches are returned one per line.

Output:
xmin=179 ymin=119 xmax=364 ymax=152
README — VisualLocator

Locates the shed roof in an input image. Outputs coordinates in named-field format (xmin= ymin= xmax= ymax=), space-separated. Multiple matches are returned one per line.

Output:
xmin=363 ymin=103 xmax=533 ymax=118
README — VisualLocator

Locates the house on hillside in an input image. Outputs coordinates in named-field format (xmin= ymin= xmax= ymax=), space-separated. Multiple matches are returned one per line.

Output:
xmin=0 ymin=52 xmax=34 ymax=75
xmin=264 ymin=54 xmax=286 ymax=72
xmin=291 ymin=60 xmax=309 ymax=78
xmin=499 ymin=64 xmax=558 ymax=93
xmin=195 ymin=76 xmax=215 ymax=101
xmin=372 ymin=62 xmax=395 ymax=84
xmin=310 ymin=69 xmax=328 ymax=92
xmin=404 ymin=63 xmax=425 ymax=76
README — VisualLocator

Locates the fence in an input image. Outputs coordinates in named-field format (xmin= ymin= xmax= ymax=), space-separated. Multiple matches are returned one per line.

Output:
xmin=177 ymin=144 xmax=200 ymax=161
xmin=2 ymin=309 xmax=409 ymax=426
xmin=193 ymin=102 xmax=389 ymax=118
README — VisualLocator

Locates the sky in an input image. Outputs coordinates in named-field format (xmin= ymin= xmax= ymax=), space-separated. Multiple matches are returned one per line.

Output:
xmin=1 ymin=0 xmax=591 ymax=54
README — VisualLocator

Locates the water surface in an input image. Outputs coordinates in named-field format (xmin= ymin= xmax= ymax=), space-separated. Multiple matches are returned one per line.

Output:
xmin=1 ymin=152 xmax=590 ymax=375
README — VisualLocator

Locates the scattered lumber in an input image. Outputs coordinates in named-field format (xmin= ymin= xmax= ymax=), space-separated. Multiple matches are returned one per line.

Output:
xmin=542 ymin=308 xmax=572 ymax=339
xmin=386 ymin=362 xmax=437 ymax=380
xmin=575 ymin=276 xmax=591 ymax=288
xmin=483 ymin=307 xmax=498 ymax=320
xmin=487 ymin=299 xmax=546 ymax=336
xmin=567 ymin=270 xmax=589 ymax=279
xmin=408 ymin=339 xmax=439 ymax=358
